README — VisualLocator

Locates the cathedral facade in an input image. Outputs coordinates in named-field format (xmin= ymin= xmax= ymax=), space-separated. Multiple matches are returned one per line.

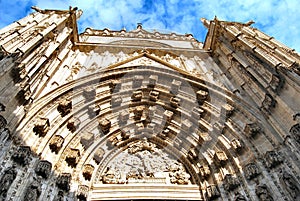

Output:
xmin=0 ymin=6 xmax=299 ymax=201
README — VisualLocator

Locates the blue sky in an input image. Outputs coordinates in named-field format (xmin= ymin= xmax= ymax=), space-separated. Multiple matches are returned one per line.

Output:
xmin=0 ymin=0 xmax=299 ymax=52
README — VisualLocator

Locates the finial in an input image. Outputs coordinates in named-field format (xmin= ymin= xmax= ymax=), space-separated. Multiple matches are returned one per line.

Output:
xmin=201 ymin=18 xmax=210 ymax=28
xmin=31 ymin=6 xmax=45 ymax=13
xmin=245 ymin=20 xmax=255 ymax=26
xmin=137 ymin=23 xmax=143 ymax=29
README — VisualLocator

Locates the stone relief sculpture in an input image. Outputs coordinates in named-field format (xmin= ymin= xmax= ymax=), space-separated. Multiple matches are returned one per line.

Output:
xmin=0 ymin=166 xmax=17 ymax=199
xmin=0 ymin=115 xmax=7 ymax=129
xmin=280 ymin=171 xmax=300 ymax=200
xmin=23 ymin=177 xmax=42 ymax=201
xmin=100 ymin=140 xmax=191 ymax=185
xmin=255 ymin=184 xmax=273 ymax=201
xmin=290 ymin=123 xmax=300 ymax=144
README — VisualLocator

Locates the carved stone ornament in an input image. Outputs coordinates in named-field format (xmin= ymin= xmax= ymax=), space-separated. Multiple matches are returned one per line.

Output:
xmin=0 ymin=103 xmax=5 ymax=111
xmin=56 ymin=173 xmax=71 ymax=191
xmin=0 ymin=115 xmax=7 ymax=129
xmin=57 ymin=99 xmax=72 ymax=117
xmin=82 ymin=88 xmax=96 ymax=102
xmin=0 ymin=166 xmax=17 ymax=199
xmin=255 ymin=184 xmax=274 ymax=201
xmin=244 ymin=122 xmax=261 ymax=137
xmin=170 ymin=97 xmax=180 ymax=108
xmin=234 ymin=192 xmax=247 ymax=201
xmin=49 ymin=135 xmax=64 ymax=154
xmin=98 ymin=118 xmax=111 ymax=134
xmin=290 ymin=123 xmax=300 ymax=144
xmin=149 ymin=90 xmax=159 ymax=101
xmin=279 ymin=171 xmax=300 ymax=200
xmin=199 ymin=165 xmax=210 ymax=178
xmin=11 ymin=146 xmax=31 ymax=166
xmin=35 ymin=160 xmax=52 ymax=179
xmin=231 ymin=139 xmax=243 ymax=152
xmin=76 ymin=185 xmax=89 ymax=201
xmin=206 ymin=184 xmax=220 ymax=200
xmin=33 ymin=117 xmax=50 ymax=137
xmin=197 ymin=89 xmax=208 ymax=104
xmin=265 ymin=151 xmax=282 ymax=168
xmin=23 ymin=177 xmax=42 ymax=201
xmin=53 ymin=190 xmax=64 ymax=201
xmin=65 ymin=148 xmax=80 ymax=168
xmin=214 ymin=151 xmax=228 ymax=167
xmin=261 ymin=94 xmax=276 ymax=111
xmin=244 ymin=162 xmax=260 ymax=180
xmin=131 ymin=90 xmax=143 ymax=101
xmin=82 ymin=164 xmax=94 ymax=181
xmin=93 ymin=148 xmax=104 ymax=164
xmin=80 ymin=132 xmax=94 ymax=150
xmin=223 ymin=174 xmax=240 ymax=191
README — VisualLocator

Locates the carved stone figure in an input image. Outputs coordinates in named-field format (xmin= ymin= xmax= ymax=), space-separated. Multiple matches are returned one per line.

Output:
xmin=65 ymin=148 xmax=80 ymax=168
xmin=234 ymin=192 xmax=247 ymax=201
xmin=98 ymin=118 xmax=111 ymax=134
xmin=33 ymin=118 xmax=50 ymax=137
xmin=290 ymin=123 xmax=300 ymax=144
xmin=11 ymin=146 xmax=31 ymax=166
xmin=57 ymin=100 xmax=72 ymax=117
xmin=35 ymin=160 xmax=52 ymax=179
xmin=131 ymin=90 xmax=143 ymax=101
xmin=244 ymin=162 xmax=260 ymax=180
xmin=265 ymin=151 xmax=282 ymax=168
xmin=49 ymin=135 xmax=64 ymax=154
xmin=206 ymin=184 xmax=220 ymax=200
xmin=53 ymin=191 xmax=64 ymax=201
xmin=255 ymin=184 xmax=273 ymax=201
xmin=214 ymin=151 xmax=228 ymax=167
xmin=223 ymin=174 xmax=240 ymax=191
xmin=280 ymin=171 xmax=300 ymax=200
xmin=244 ymin=122 xmax=261 ymax=137
xmin=261 ymin=94 xmax=275 ymax=111
xmin=83 ymin=164 xmax=94 ymax=181
xmin=23 ymin=177 xmax=42 ymax=201
xmin=56 ymin=173 xmax=71 ymax=191
xmin=0 ymin=166 xmax=17 ymax=199
xmin=0 ymin=103 xmax=5 ymax=111
xmin=76 ymin=185 xmax=89 ymax=201
xmin=0 ymin=115 xmax=7 ymax=129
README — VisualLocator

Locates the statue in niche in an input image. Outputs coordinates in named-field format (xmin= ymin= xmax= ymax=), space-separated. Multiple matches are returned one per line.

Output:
xmin=0 ymin=103 xmax=5 ymax=111
xmin=53 ymin=191 xmax=64 ymax=201
xmin=0 ymin=166 xmax=17 ymax=199
xmin=0 ymin=115 xmax=7 ymax=129
xmin=290 ymin=123 xmax=300 ymax=144
xmin=234 ymin=192 xmax=247 ymax=201
xmin=280 ymin=171 xmax=300 ymax=200
xmin=255 ymin=184 xmax=273 ymax=201
xmin=23 ymin=177 xmax=42 ymax=201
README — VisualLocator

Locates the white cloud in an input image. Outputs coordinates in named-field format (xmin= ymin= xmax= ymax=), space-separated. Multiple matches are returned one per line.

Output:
xmin=0 ymin=0 xmax=299 ymax=51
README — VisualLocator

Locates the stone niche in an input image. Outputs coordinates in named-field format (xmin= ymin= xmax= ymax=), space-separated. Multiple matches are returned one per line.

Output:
xmin=35 ymin=160 xmax=52 ymax=179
